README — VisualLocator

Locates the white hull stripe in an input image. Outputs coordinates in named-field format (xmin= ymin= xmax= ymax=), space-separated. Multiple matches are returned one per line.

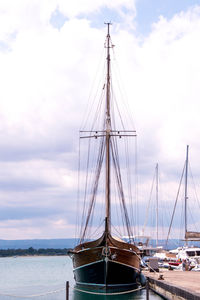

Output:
xmin=74 ymin=260 xmax=104 ymax=271
xmin=110 ymin=259 xmax=140 ymax=272
xmin=74 ymin=258 xmax=139 ymax=272
xmin=76 ymin=246 xmax=103 ymax=253
xmin=76 ymin=246 xmax=138 ymax=255
xmin=76 ymin=281 xmax=137 ymax=287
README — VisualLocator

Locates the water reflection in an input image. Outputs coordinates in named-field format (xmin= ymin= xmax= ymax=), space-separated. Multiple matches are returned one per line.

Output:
xmin=72 ymin=289 xmax=163 ymax=300
xmin=72 ymin=287 xmax=163 ymax=300
xmin=72 ymin=289 xmax=145 ymax=300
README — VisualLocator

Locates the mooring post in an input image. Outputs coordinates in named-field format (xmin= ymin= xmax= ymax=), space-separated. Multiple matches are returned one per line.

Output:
xmin=66 ymin=281 xmax=69 ymax=300
xmin=146 ymin=277 xmax=149 ymax=300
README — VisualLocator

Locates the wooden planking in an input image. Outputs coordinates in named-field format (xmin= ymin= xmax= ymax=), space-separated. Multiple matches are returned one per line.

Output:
xmin=73 ymin=246 xmax=140 ymax=269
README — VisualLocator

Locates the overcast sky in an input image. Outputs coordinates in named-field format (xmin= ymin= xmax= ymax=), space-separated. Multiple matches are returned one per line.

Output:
xmin=0 ymin=0 xmax=200 ymax=240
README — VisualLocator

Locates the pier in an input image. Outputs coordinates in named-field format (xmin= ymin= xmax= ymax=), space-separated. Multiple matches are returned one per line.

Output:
xmin=143 ymin=269 xmax=200 ymax=299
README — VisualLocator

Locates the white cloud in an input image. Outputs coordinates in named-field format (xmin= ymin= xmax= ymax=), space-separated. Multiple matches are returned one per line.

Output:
xmin=115 ymin=6 xmax=200 ymax=167
xmin=0 ymin=218 xmax=76 ymax=239
xmin=0 ymin=2 xmax=199 ymax=239
xmin=57 ymin=0 xmax=136 ymax=19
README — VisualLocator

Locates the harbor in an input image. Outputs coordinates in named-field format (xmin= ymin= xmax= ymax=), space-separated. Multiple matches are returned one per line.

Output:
xmin=0 ymin=256 xmax=162 ymax=300
xmin=1 ymin=253 xmax=200 ymax=299
xmin=144 ymin=269 xmax=200 ymax=299
xmin=1 ymin=2 xmax=200 ymax=300
xmin=1 ymin=22 xmax=200 ymax=300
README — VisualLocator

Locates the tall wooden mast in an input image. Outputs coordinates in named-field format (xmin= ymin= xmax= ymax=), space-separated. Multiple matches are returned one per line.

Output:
xmin=79 ymin=23 xmax=137 ymax=242
xmin=105 ymin=22 xmax=112 ymax=234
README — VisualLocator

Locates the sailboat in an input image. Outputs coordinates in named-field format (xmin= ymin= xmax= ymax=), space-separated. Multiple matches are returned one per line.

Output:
xmin=167 ymin=145 xmax=200 ymax=264
xmin=138 ymin=163 xmax=164 ymax=257
xmin=69 ymin=23 xmax=141 ymax=291
xmin=183 ymin=145 xmax=200 ymax=242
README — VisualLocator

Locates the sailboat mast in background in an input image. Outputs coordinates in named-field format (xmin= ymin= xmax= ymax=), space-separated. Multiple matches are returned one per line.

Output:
xmin=156 ymin=163 xmax=159 ymax=248
xmin=184 ymin=145 xmax=189 ymax=244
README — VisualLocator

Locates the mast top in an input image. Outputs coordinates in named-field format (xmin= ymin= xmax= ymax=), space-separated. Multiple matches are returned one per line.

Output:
xmin=104 ymin=22 xmax=112 ymax=43
xmin=104 ymin=22 xmax=112 ymax=32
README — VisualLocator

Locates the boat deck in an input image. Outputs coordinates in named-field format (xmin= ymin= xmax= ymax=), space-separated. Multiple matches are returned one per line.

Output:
xmin=143 ymin=269 xmax=200 ymax=299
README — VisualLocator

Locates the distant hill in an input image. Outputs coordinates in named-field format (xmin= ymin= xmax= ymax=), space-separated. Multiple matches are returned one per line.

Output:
xmin=0 ymin=239 xmax=78 ymax=250
xmin=137 ymin=239 xmax=200 ymax=250
xmin=0 ymin=238 xmax=199 ymax=250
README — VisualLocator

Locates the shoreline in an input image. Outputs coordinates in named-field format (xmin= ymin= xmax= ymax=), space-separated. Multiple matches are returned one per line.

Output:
xmin=0 ymin=248 xmax=71 ymax=258
xmin=0 ymin=254 xmax=70 ymax=258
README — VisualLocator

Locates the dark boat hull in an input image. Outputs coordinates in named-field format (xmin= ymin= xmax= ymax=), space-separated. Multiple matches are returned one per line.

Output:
xmin=74 ymin=259 xmax=139 ymax=290
xmin=72 ymin=243 xmax=140 ymax=291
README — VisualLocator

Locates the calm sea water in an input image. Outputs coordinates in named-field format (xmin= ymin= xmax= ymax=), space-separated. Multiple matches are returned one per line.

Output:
xmin=0 ymin=256 xmax=163 ymax=300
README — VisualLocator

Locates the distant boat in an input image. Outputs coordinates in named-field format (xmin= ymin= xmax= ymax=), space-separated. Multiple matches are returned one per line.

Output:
xmin=137 ymin=163 xmax=163 ymax=257
xmin=183 ymin=146 xmax=200 ymax=242
xmin=167 ymin=145 xmax=200 ymax=265
xmin=69 ymin=23 xmax=141 ymax=292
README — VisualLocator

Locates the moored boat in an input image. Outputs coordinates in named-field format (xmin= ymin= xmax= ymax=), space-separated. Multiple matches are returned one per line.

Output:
xmin=69 ymin=23 xmax=141 ymax=292
xmin=72 ymin=233 xmax=140 ymax=290
xmin=167 ymin=146 xmax=200 ymax=269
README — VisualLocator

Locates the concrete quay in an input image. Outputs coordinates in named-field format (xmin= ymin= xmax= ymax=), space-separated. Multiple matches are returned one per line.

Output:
xmin=143 ymin=269 xmax=200 ymax=300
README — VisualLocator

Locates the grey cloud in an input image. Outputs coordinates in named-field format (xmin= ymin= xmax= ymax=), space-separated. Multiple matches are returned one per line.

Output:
xmin=0 ymin=206 xmax=62 ymax=221
xmin=0 ymin=128 xmax=76 ymax=162
xmin=0 ymin=178 xmax=54 ymax=192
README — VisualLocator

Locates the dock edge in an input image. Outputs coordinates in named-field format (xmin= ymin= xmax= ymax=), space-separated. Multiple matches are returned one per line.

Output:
xmin=147 ymin=276 xmax=200 ymax=300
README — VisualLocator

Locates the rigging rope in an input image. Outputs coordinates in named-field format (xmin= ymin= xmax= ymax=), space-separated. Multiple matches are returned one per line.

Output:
xmin=81 ymin=46 xmax=106 ymax=130
xmin=79 ymin=136 xmax=92 ymax=240
xmin=134 ymin=137 xmax=138 ymax=236
xmin=78 ymin=37 xmax=137 ymax=243
xmin=111 ymin=138 xmax=133 ymax=240
xmin=189 ymin=163 xmax=200 ymax=217
xmin=143 ymin=168 xmax=156 ymax=235
xmin=111 ymin=46 xmax=136 ymax=129
xmin=75 ymin=137 xmax=81 ymax=242
xmin=165 ymin=162 xmax=185 ymax=247
xmin=80 ymin=135 xmax=106 ymax=242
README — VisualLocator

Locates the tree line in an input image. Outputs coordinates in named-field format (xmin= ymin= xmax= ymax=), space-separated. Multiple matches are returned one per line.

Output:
xmin=0 ymin=247 xmax=71 ymax=257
